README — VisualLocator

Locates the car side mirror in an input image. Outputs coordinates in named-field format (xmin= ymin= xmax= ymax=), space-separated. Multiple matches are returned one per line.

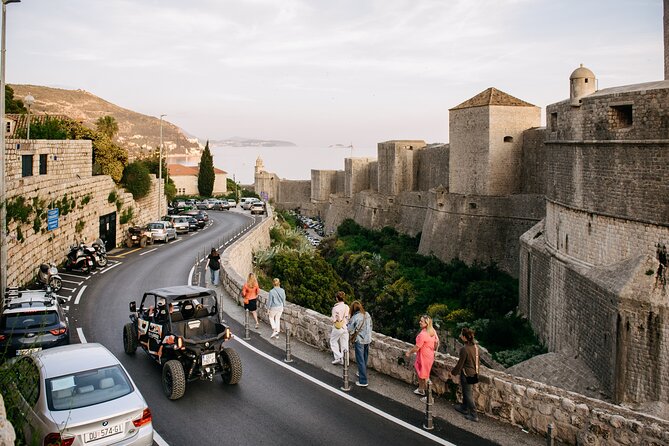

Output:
xmin=129 ymin=302 xmax=137 ymax=312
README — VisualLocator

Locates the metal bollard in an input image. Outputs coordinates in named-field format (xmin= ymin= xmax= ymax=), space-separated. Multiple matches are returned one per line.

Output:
xmin=243 ymin=309 xmax=251 ymax=340
xmin=284 ymin=327 xmax=294 ymax=363
xmin=423 ymin=379 xmax=434 ymax=431
xmin=546 ymin=423 xmax=554 ymax=446
xmin=340 ymin=350 xmax=351 ymax=392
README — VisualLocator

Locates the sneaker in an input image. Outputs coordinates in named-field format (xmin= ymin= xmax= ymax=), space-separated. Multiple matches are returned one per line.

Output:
xmin=420 ymin=397 xmax=427 ymax=404
xmin=414 ymin=388 xmax=425 ymax=396
xmin=465 ymin=414 xmax=479 ymax=422
xmin=255 ymin=323 xmax=259 ymax=329
xmin=355 ymin=372 xmax=359 ymax=377
xmin=355 ymin=381 xmax=368 ymax=387
xmin=332 ymin=359 xmax=342 ymax=365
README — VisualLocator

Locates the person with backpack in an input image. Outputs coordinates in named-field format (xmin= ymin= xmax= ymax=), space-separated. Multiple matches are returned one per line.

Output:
xmin=207 ymin=248 xmax=221 ymax=286
xmin=348 ymin=300 xmax=372 ymax=387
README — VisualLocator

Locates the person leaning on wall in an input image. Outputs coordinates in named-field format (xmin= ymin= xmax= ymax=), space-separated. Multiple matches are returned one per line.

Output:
xmin=450 ymin=327 xmax=480 ymax=422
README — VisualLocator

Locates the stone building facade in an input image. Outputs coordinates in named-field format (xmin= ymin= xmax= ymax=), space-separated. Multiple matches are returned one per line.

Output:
xmin=5 ymin=139 xmax=163 ymax=287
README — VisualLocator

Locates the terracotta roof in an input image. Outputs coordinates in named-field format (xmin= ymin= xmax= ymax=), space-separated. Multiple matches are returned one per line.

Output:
xmin=168 ymin=164 xmax=227 ymax=176
xmin=450 ymin=87 xmax=536 ymax=110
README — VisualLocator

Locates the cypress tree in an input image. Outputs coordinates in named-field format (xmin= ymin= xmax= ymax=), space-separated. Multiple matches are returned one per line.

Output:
xmin=198 ymin=140 xmax=215 ymax=197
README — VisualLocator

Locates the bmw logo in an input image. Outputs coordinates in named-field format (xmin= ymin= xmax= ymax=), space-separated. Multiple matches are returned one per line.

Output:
xmin=102 ymin=421 xmax=108 ymax=427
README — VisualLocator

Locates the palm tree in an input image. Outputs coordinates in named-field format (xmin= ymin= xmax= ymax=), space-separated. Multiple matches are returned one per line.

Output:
xmin=95 ymin=115 xmax=119 ymax=139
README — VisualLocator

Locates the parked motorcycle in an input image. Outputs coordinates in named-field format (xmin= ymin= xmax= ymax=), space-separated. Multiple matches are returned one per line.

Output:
xmin=64 ymin=243 xmax=94 ymax=274
xmin=82 ymin=239 xmax=108 ymax=267
xmin=36 ymin=262 xmax=62 ymax=292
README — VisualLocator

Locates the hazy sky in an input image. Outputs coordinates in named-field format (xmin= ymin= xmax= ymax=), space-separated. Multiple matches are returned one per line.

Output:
xmin=6 ymin=0 xmax=664 ymax=149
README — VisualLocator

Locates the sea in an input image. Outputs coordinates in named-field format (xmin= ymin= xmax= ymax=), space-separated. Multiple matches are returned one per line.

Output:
xmin=168 ymin=144 xmax=378 ymax=185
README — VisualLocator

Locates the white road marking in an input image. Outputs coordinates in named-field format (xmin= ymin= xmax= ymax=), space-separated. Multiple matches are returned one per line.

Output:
xmin=62 ymin=278 xmax=83 ymax=285
xmin=74 ymin=285 xmax=87 ymax=305
xmin=188 ymin=266 xmax=195 ymax=285
xmin=234 ymin=337 xmax=455 ymax=446
xmin=59 ymin=272 xmax=89 ymax=279
xmin=154 ymin=431 xmax=169 ymax=446
xmin=139 ymin=248 xmax=157 ymax=256
xmin=99 ymin=263 xmax=122 ymax=274
xmin=60 ymin=287 xmax=75 ymax=292
xmin=171 ymin=239 xmax=183 ymax=244
xmin=76 ymin=327 xmax=87 ymax=343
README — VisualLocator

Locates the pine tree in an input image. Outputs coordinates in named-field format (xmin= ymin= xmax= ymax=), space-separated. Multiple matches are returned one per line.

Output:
xmin=198 ymin=140 xmax=215 ymax=197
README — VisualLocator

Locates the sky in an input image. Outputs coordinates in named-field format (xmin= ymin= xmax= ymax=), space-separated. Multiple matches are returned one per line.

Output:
xmin=6 ymin=0 xmax=664 ymax=149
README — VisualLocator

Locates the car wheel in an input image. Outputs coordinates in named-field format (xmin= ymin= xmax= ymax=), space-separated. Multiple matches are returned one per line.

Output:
xmin=162 ymin=360 xmax=186 ymax=400
xmin=219 ymin=348 xmax=242 ymax=385
xmin=123 ymin=323 xmax=138 ymax=354
xmin=97 ymin=255 xmax=108 ymax=267
xmin=49 ymin=276 xmax=62 ymax=292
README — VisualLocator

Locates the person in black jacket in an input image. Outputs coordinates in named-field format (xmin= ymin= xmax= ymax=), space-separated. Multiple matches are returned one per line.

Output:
xmin=207 ymin=248 xmax=221 ymax=286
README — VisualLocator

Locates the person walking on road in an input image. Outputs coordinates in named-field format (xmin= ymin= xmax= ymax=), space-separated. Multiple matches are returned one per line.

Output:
xmin=267 ymin=278 xmax=286 ymax=339
xmin=330 ymin=291 xmax=350 ymax=364
xmin=450 ymin=327 xmax=480 ymax=422
xmin=242 ymin=272 xmax=261 ymax=328
xmin=405 ymin=315 xmax=440 ymax=400
xmin=207 ymin=248 xmax=221 ymax=286
xmin=348 ymin=300 xmax=372 ymax=387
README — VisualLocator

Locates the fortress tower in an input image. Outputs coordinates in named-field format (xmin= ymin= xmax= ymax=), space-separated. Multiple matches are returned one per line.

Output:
xmin=569 ymin=64 xmax=596 ymax=106
xmin=449 ymin=88 xmax=541 ymax=196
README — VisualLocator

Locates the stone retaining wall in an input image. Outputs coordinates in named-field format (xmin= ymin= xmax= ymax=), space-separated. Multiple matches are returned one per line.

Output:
xmin=219 ymin=211 xmax=669 ymax=446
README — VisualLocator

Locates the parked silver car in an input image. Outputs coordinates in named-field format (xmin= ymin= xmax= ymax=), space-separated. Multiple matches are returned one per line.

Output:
xmin=164 ymin=215 xmax=190 ymax=234
xmin=9 ymin=343 xmax=153 ymax=446
xmin=147 ymin=221 xmax=177 ymax=242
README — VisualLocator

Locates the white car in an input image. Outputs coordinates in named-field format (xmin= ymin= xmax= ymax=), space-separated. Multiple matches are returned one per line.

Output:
xmin=11 ymin=343 xmax=153 ymax=446
xmin=250 ymin=202 xmax=266 ymax=215
xmin=147 ymin=221 xmax=177 ymax=242
xmin=241 ymin=198 xmax=259 ymax=210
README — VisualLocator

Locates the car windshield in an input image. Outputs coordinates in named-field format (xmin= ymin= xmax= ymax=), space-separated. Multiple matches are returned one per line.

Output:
xmin=47 ymin=365 xmax=133 ymax=411
xmin=147 ymin=223 xmax=165 ymax=230
xmin=3 ymin=311 xmax=58 ymax=330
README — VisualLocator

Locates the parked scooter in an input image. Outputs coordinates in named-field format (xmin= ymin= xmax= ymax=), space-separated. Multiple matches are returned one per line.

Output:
xmin=36 ymin=262 xmax=62 ymax=292
xmin=64 ymin=243 xmax=94 ymax=274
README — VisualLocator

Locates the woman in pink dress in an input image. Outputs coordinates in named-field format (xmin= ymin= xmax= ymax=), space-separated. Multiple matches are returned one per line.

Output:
xmin=405 ymin=315 xmax=439 ymax=397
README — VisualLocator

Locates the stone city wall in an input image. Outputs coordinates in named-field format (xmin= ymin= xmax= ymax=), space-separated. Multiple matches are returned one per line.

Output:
xmin=520 ymin=220 xmax=669 ymax=405
xmin=419 ymin=190 xmax=545 ymax=276
xmin=377 ymin=140 xmax=426 ymax=196
xmin=275 ymin=179 xmax=311 ymax=210
xmin=311 ymin=169 xmax=340 ymax=202
xmin=324 ymin=191 xmax=428 ymax=237
xmin=416 ymin=144 xmax=449 ymax=192
xmin=544 ymin=141 xmax=669 ymax=226
xmin=345 ymin=157 xmax=374 ymax=197
xmin=5 ymin=139 xmax=163 ymax=286
xmin=448 ymin=106 xmax=491 ymax=195
xmin=544 ymin=201 xmax=669 ymax=267
xmin=519 ymin=127 xmax=548 ymax=195
xmin=219 ymin=215 xmax=669 ymax=446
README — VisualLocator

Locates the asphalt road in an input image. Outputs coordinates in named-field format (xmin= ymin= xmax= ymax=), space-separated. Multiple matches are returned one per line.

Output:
xmin=68 ymin=209 xmax=496 ymax=446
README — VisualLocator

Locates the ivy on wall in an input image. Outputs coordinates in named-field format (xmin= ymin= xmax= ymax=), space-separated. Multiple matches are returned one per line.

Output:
xmin=119 ymin=207 xmax=134 ymax=225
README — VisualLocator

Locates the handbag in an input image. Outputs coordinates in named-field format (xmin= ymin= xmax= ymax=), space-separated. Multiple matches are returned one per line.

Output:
xmin=463 ymin=344 xmax=480 ymax=384
xmin=334 ymin=319 xmax=345 ymax=330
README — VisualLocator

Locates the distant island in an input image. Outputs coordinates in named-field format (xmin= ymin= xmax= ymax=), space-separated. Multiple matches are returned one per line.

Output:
xmin=209 ymin=137 xmax=296 ymax=147
xmin=328 ymin=143 xmax=354 ymax=148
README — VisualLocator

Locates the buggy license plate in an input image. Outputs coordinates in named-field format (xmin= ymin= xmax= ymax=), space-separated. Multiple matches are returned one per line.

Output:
xmin=16 ymin=347 xmax=41 ymax=356
xmin=202 ymin=353 xmax=216 ymax=366
xmin=83 ymin=423 xmax=124 ymax=443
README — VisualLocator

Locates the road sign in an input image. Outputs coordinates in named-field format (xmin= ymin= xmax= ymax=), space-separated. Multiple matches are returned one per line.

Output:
xmin=47 ymin=208 xmax=59 ymax=231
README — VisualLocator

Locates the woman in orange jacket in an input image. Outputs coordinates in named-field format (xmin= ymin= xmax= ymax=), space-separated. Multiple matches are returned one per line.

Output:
xmin=242 ymin=272 xmax=260 ymax=328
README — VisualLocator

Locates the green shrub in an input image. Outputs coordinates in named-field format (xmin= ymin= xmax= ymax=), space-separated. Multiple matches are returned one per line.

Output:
xmin=120 ymin=207 xmax=134 ymax=225
xmin=121 ymin=162 xmax=151 ymax=199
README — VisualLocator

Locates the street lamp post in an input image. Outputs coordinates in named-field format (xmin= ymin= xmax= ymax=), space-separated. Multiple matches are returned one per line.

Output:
xmin=0 ymin=0 xmax=20 ymax=294
xmin=23 ymin=93 xmax=33 ymax=139
xmin=158 ymin=114 xmax=166 ymax=220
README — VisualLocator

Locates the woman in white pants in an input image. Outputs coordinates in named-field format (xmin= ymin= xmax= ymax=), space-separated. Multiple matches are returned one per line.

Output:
xmin=330 ymin=291 xmax=350 ymax=364
xmin=267 ymin=278 xmax=286 ymax=339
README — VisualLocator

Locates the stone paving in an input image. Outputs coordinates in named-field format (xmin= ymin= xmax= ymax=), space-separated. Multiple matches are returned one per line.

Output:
xmin=506 ymin=351 xmax=609 ymax=401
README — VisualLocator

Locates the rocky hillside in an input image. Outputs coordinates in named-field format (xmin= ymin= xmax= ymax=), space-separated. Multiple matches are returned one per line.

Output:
xmin=9 ymin=84 xmax=202 ymax=158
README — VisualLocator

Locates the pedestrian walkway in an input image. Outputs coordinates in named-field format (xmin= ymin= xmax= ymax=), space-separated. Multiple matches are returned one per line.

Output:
xmin=207 ymin=281 xmax=545 ymax=446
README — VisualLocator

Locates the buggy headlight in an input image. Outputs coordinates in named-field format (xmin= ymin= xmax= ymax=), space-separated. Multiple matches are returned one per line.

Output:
xmin=205 ymin=341 xmax=210 ymax=348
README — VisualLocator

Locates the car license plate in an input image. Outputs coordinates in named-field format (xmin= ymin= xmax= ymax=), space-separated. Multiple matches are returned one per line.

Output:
xmin=84 ymin=423 xmax=124 ymax=443
xmin=202 ymin=353 xmax=216 ymax=365
xmin=16 ymin=347 xmax=41 ymax=356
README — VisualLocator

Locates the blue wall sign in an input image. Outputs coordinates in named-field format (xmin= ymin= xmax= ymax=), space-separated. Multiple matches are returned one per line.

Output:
xmin=47 ymin=208 xmax=59 ymax=231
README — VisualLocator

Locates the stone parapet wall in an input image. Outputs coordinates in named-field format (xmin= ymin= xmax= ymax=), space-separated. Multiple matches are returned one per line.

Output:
xmin=419 ymin=190 xmax=545 ymax=277
xmin=544 ymin=141 xmax=669 ymax=226
xmin=0 ymin=393 xmax=15 ymax=446
xmin=219 ymin=215 xmax=669 ymax=446
xmin=545 ymin=201 xmax=669 ymax=267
